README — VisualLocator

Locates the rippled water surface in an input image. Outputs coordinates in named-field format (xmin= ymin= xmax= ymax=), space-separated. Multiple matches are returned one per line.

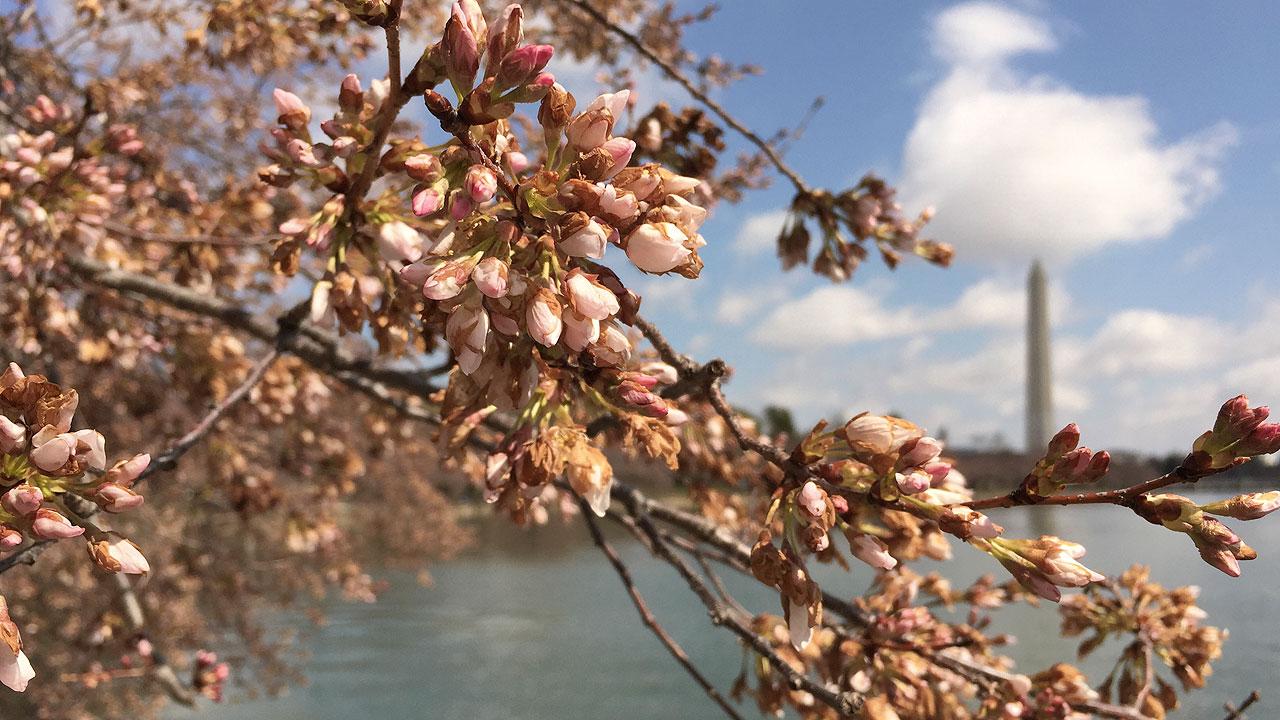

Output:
xmin=167 ymin=489 xmax=1280 ymax=719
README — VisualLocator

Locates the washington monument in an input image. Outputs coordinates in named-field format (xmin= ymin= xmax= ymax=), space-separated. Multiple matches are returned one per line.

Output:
xmin=1026 ymin=261 xmax=1053 ymax=452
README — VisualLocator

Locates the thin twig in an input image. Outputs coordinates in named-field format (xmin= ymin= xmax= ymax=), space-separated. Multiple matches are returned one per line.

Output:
xmin=1223 ymin=690 xmax=1262 ymax=719
xmin=577 ymin=497 xmax=745 ymax=720
xmin=557 ymin=0 xmax=812 ymax=196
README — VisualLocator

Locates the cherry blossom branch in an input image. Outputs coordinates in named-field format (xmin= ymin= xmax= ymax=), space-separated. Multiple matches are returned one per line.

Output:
xmin=576 ymin=496 xmax=746 ymax=720
xmin=0 ymin=348 xmax=281 ymax=575
xmin=1223 ymin=690 xmax=1261 ymax=719
xmin=965 ymin=465 xmax=1205 ymax=511
xmin=614 ymin=492 xmax=864 ymax=717
xmin=556 ymin=0 xmax=813 ymax=196
xmin=101 ymin=220 xmax=278 ymax=247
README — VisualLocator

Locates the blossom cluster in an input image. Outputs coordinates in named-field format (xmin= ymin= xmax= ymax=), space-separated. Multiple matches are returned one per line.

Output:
xmin=0 ymin=363 xmax=150 ymax=575
xmin=0 ymin=96 xmax=142 ymax=274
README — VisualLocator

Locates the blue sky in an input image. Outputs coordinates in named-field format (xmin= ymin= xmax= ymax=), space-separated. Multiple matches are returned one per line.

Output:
xmin=588 ymin=1 xmax=1280 ymax=454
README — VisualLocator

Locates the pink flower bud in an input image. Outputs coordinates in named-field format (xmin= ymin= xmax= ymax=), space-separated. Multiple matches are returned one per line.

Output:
xmin=895 ymin=470 xmax=931 ymax=495
xmin=495 ymin=44 xmax=554 ymax=90
xmin=624 ymin=222 xmax=691 ymax=273
xmin=105 ymin=536 xmax=150 ymax=574
xmin=664 ymin=408 xmax=690 ymax=426
xmin=464 ymin=164 xmax=498 ymax=203
xmin=586 ymin=89 xmax=630 ymax=119
xmin=598 ymin=137 xmax=635 ymax=179
xmin=848 ymin=532 xmax=897 ymax=571
xmin=562 ymin=310 xmax=600 ymax=352
xmin=272 ymin=88 xmax=311 ymax=130
xmin=376 ymin=221 xmax=424 ymax=263
xmin=338 ymin=73 xmax=363 ymax=113
xmin=590 ymin=325 xmax=632 ymax=367
xmin=0 ymin=416 xmax=24 ymax=453
xmin=1 ymin=485 xmax=41 ymax=517
xmin=796 ymin=481 xmax=827 ymax=518
xmin=559 ymin=217 xmax=609 ymax=259
xmin=450 ymin=193 xmax=474 ymax=221
xmin=404 ymin=154 xmax=442 ymax=182
xmin=442 ymin=4 xmax=481 ymax=92
xmin=0 ymin=647 xmax=34 ymax=692
xmin=844 ymin=414 xmax=895 ymax=456
xmin=900 ymin=436 xmax=943 ymax=467
xmin=107 ymin=453 xmax=150 ymax=486
xmin=422 ymin=258 xmax=475 ymax=301
xmin=565 ymin=270 xmax=619 ymax=321
xmin=0 ymin=527 xmax=22 ymax=549
xmin=638 ymin=362 xmax=678 ymax=386
xmin=1235 ymin=422 xmax=1280 ymax=457
xmin=29 ymin=433 xmax=74 ymax=472
xmin=1202 ymin=491 xmax=1280 ymax=521
xmin=1046 ymin=423 xmax=1080 ymax=457
xmin=91 ymin=483 xmax=145 ymax=513
xmin=565 ymin=110 xmax=612 ymax=152
xmin=1213 ymin=395 xmax=1268 ymax=441
xmin=505 ymin=151 xmax=529 ymax=173
xmin=31 ymin=508 xmax=83 ymax=539
xmin=526 ymin=289 xmax=563 ymax=347
xmin=445 ymin=303 xmax=490 ymax=375
xmin=411 ymin=187 xmax=443 ymax=217
xmin=471 ymin=257 xmax=509 ymax=298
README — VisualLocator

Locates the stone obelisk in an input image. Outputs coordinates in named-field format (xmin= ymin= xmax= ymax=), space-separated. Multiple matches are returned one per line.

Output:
xmin=1026 ymin=261 xmax=1053 ymax=453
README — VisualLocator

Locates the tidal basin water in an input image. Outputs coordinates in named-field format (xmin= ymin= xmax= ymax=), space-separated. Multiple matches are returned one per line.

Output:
xmin=168 ymin=488 xmax=1280 ymax=719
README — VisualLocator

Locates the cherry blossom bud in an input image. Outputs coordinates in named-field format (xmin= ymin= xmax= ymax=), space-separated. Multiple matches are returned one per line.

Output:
xmin=590 ymin=325 xmax=632 ymax=367
xmin=658 ymin=168 xmax=700 ymax=196
xmin=0 ymin=646 xmax=34 ymax=693
xmin=495 ymin=44 xmax=553 ymax=91
xmin=846 ymin=531 xmax=898 ymax=570
xmin=1 ymin=485 xmax=41 ymax=517
xmin=423 ymin=258 xmax=475 ymax=301
xmin=0 ymin=528 xmax=20 ymax=550
xmin=1233 ymin=422 xmax=1280 ymax=457
xmin=562 ymin=310 xmax=600 ymax=352
xmin=567 ymin=447 xmax=613 ymax=517
xmin=450 ymin=193 xmax=474 ymax=221
xmin=486 ymin=4 xmax=523 ymax=68
xmin=442 ymin=4 xmax=480 ymax=92
xmin=88 ymin=536 xmax=150 ymax=574
xmin=29 ymin=433 xmax=74 ymax=472
xmin=796 ymin=481 xmax=827 ymax=518
xmin=464 ymin=164 xmax=497 ymax=203
xmin=664 ymin=408 xmax=690 ymax=426
xmin=446 ymin=303 xmax=490 ymax=375
xmin=625 ymin=222 xmax=691 ymax=273
xmin=0 ymin=417 xmax=24 ymax=453
xmin=900 ymin=436 xmax=943 ymax=467
xmin=472 ymin=257 xmax=509 ymax=298
xmin=309 ymin=280 xmax=332 ymax=324
xmin=1202 ymin=491 xmax=1280 ymax=521
xmin=526 ymin=289 xmax=563 ymax=347
xmin=411 ymin=187 xmax=443 ymax=217
xmin=1046 ymin=423 xmax=1080 ymax=458
xmin=638 ymin=362 xmax=678 ymax=386
xmin=537 ymin=82 xmax=575 ymax=133
xmin=598 ymin=137 xmax=635 ymax=179
xmin=31 ymin=509 xmax=83 ymax=539
xmin=377 ymin=221 xmax=424 ymax=263
xmin=338 ymin=73 xmax=363 ymax=113
xmin=73 ymin=429 xmax=106 ymax=471
xmin=272 ymin=88 xmax=310 ymax=131
xmin=505 ymin=151 xmax=529 ymax=173
xmin=565 ymin=109 xmax=612 ymax=151
xmin=1213 ymin=395 xmax=1268 ymax=441
xmin=895 ymin=470 xmax=931 ymax=495
xmin=558 ymin=213 xmax=610 ymax=259
xmin=565 ymin=270 xmax=619 ymax=320
xmin=90 ymin=482 xmax=145 ymax=513
xmin=404 ymin=154 xmax=443 ymax=182
xmin=844 ymin=413 xmax=894 ymax=455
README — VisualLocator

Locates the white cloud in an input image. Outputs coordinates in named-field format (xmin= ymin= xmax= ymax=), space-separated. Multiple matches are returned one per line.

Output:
xmin=900 ymin=2 xmax=1237 ymax=264
xmin=733 ymin=209 xmax=788 ymax=257
xmin=749 ymin=276 xmax=1043 ymax=348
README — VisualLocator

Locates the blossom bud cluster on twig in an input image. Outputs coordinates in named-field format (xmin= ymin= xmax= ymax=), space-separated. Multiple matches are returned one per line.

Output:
xmin=1 ymin=96 xmax=142 ymax=275
xmin=777 ymin=175 xmax=952 ymax=282
xmin=0 ymin=363 xmax=150 ymax=579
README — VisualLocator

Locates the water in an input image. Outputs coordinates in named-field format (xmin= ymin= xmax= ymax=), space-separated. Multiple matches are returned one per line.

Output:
xmin=168 ymin=490 xmax=1280 ymax=719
